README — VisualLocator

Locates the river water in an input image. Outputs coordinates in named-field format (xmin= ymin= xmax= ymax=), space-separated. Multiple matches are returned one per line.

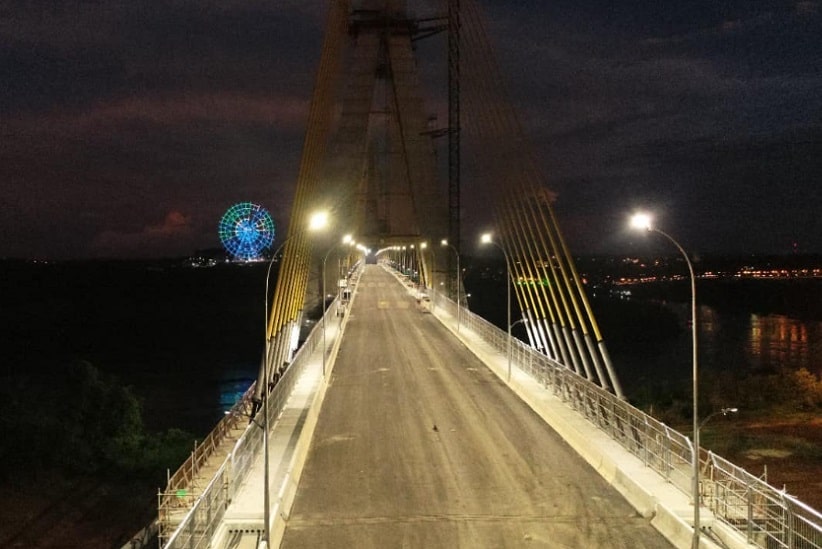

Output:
xmin=599 ymin=299 xmax=822 ymax=407
xmin=701 ymin=306 xmax=822 ymax=375
xmin=647 ymin=302 xmax=821 ymax=372
xmin=466 ymin=273 xmax=822 ymax=404
xmin=2 ymin=260 xmax=820 ymax=435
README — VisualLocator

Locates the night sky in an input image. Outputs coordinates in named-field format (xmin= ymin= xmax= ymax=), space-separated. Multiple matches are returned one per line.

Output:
xmin=2 ymin=0 xmax=820 ymax=259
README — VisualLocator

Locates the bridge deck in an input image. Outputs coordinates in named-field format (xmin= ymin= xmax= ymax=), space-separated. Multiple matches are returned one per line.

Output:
xmin=277 ymin=264 xmax=672 ymax=548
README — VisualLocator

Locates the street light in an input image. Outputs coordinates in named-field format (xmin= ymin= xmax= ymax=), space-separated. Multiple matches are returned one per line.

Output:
xmin=481 ymin=233 xmax=513 ymax=381
xmin=508 ymin=318 xmax=528 ymax=380
xmin=323 ymin=234 xmax=352 ymax=377
xmin=265 ymin=210 xmax=331 ymax=337
xmin=699 ymin=407 xmax=738 ymax=432
xmin=441 ymin=239 xmax=461 ymax=332
xmin=419 ymin=242 xmax=429 ymax=296
xmin=630 ymin=212 xmax=701 ymax=548
xmin=261 ymin=209 xmax=328 ymax=546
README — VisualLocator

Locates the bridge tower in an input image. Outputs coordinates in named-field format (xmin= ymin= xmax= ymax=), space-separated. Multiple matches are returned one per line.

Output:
xmin=320 ymin=0 xmax=447 ymax=248
xmin=256 ymin=0 xmax=448 ymax=402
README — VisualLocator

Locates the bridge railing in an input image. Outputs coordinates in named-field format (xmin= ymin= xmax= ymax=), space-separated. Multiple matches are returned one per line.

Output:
xmin=431 ymin=290 xmax=822 ymax=549
xmin=158 ymin=304 xmax=331 ymax=549
xmin=157 ymin=382 xmax=255 ymax=514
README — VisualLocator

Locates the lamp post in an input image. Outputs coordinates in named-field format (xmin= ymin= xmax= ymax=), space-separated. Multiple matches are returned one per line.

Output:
xmin=323 ymin=234 xmax=352 ymax=377
xmin=508 ymin=318 xmax=528 ymax=380
xmin=420 ymin=241 xmax=429 ymax=295
xmin=481 ymin=233 xmax=513 ymax=381
xmin=441 ymin=239 xmax=461 ymax=332
xmin=261 ymin=210 xmax=328 ymax=546
xmin=630 ymin=212 xmax=700 ymax=548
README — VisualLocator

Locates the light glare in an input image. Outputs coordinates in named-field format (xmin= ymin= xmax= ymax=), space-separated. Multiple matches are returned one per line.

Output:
xmin=309 ymin=211 xmax=329 ymax=231
xmin=630 ymin=213 xmax=652 ymax=231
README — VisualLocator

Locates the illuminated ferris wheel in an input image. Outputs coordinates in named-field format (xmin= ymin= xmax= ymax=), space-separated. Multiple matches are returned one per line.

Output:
xmin=218 ymin=202 xmax=275 ymax=260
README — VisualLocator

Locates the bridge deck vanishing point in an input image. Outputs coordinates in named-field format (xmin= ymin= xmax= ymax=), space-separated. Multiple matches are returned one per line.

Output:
xmin=220 ymin=264 xmax=679 ymax=548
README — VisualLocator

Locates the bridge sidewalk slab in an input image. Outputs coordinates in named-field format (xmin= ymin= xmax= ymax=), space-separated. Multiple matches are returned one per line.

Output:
xmin=209 ymin=287 xmax=350 ymax=548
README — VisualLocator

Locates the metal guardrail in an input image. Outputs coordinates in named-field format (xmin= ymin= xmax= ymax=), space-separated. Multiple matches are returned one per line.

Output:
xmin=157 ymin=303 xmax=330 ymax=549
xmin=431 ymin=290 xmax=822 ymax=549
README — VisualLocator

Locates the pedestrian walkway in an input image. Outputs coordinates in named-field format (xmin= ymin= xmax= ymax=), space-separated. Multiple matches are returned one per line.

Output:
xmin=208 ymin=297 xmax=349 ymax=548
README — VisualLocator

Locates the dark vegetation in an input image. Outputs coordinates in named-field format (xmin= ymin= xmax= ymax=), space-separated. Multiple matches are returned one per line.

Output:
xmin=0 ymin=359 xmax=195 ymax=548
xmin=0 ymin=359 xmax=194 ymax=482
xmin=0 ymin=259 xmax=265 ymax=546
xmin=0 ymin=258 xmax=264 ymax=432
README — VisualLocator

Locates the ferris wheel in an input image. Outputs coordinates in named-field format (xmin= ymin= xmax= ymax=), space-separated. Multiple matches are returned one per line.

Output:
xmin=218 ymin=202 xmax=275 ymax=260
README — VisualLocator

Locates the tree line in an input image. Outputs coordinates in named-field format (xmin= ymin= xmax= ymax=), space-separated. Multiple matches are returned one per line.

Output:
xmin=0 ymin=360 xmax=193 ymax=484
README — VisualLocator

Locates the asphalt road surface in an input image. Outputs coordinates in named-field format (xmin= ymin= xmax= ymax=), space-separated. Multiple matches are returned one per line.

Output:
xmin=279 ymin=264 xmax=672 ymax=548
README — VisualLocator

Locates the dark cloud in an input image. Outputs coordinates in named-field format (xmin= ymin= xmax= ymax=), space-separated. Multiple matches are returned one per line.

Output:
xmin=0 ymin=0 xmax=319 ymax=258
xmin=90 ymin=209 xmax=194 ymax=257
xmin=1 ymin=0 xmax=820 ymax=258
xmin=480 ymin=0 xmax=822 ymax=254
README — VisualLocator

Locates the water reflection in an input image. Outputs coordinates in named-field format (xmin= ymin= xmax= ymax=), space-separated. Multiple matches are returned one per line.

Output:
xmin=219 ymin=368 xmax=256 ymax=414
xmin=628 ymin=303 xmax=822 ymax=396
xmin=686 ymin=305 xmax=822 ymax=377
xmin=747 ymin=314 xmax=820 ymax=374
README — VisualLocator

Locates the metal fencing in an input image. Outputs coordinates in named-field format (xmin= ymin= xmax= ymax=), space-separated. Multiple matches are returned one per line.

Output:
xmin=158 ymin=305 xmax=329 ymax=549
xmin=432 ymin=290 xmax=822 ymax=549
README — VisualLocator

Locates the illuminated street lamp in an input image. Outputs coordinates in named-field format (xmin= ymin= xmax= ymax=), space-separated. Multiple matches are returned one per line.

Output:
xmin=441 ymin=239 xmax=461 ymax=332
xmin=261 ymin=209 xmax=328 ymax=546
xmin=323 ymin=234 xmax=352 ymax=377
xmin=265 ymin=211 xmax=330 ymax=328
xmin=699 ymin=407 xmax=738 ymax=433
xmin=630 ymin=212 xmax=701 ymax=548
xmin=481 ymin=232 xmax=513 ymax=381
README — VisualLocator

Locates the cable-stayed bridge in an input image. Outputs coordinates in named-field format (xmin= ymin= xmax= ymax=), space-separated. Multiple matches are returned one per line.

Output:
xmin=155 ymin=2 xmax=821 ymax=548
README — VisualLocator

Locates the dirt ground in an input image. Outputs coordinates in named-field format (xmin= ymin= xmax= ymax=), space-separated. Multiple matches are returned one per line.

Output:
xmin=0 ymin=474 xmax=155 ymax=549
xmin=717 ymin=415 xmax=822 ymax=511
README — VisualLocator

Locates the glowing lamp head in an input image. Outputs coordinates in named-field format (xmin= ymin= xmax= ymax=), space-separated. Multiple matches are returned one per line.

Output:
xmin=480 ymin=233 xmax=493 ymax=244
xmin=441 ymin=239 xmax=448 ymax=246
xmin=308 ymin=211 xmax=329 ymax=231
xmin=630 ymin=213 xmax=652 ymax=231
